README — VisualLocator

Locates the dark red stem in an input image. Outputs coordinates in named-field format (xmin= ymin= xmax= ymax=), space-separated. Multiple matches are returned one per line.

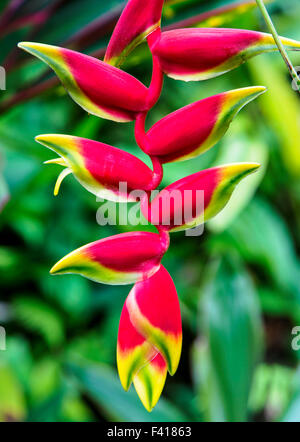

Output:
xmin=134 ymin=112 xmax=148 ymax=153
xmin=146 ymin=28 xmax=163 ymax=109
xmin=149 ymin=156 xmax=163 ymax=190
xmin=135 ymin=112 xmax=163 ymax=190
xmin=134 ymin=27 xmax=164 ymax=191
xmin=158 ymin=229 xmax=170 ymax=254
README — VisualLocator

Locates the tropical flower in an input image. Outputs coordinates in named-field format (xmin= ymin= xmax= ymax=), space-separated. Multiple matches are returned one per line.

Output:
xmin=117 ymin=265 xmax=182 ymax=411
xmin=104 ymin=0 xmax=164 ymax=67
xmin=144 ymin=86 xmax=266 ymax=163
xmin=18 ymin=42 xmax=150 ymax=122
xmin=149 ymin=28 xmax=300 ymax=81
xmin=50 ymin=231 xmax=169 ymax=285
xmin=142 ymin=163 xmax=260 ymax=232
xmin=36 ymin=134 xmax=156 ymax=201
xmin=18 ymin=0 xmax=300 ymax=411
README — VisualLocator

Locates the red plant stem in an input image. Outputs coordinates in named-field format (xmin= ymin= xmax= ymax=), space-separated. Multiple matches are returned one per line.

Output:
xmin=147 ymin=54 xmax=164 ymax=108
xmin=158 ymin=229 xmax=170 ymax=254
xmin=134 ymin=28 xmax=164 ymax=191
xmin=135 ymin=113 xmax=163 ymax=189
xmin=149 ymin=156 xmax=163 ymax=190
xmin=135 ymin=112 xmax=148 ymax=152
xmin=146 ymin=29 xmax=163 ymax=109
xmin=139 ymin=192 xmax=170 ymax=253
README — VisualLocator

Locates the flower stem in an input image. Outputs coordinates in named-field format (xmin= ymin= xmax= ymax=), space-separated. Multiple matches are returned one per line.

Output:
xmin=255 ymin=0 xmax=300 ymax=93
xmin=149 ymin=156 xmax=163 ymax=190
xmin=134 ymin=112 xmax=148 ymax=152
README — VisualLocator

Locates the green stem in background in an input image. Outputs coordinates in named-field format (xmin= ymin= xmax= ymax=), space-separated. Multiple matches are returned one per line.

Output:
xmin=255 ymin=0 xmax=300 ymax=93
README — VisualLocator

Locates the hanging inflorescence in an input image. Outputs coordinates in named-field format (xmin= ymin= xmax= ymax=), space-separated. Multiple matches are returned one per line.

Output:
xmin=18 ymin=0 xmax=300 ymax=411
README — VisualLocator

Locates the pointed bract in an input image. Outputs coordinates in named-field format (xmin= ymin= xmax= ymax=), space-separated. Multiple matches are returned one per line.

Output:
xmin=145 ymin=86 xmax=266 ymax=163
xmin=18 ymin=42 xmax=149 ymax=122
xmin=117 ymin=266 xmax=181 ymax=410
xmin=36 ymin=134 xmax=154 ymax=201
xmin=127 ymin=265 xmax=182 ymax=375
xmin=50 ymin=232 xmax=167 ymax=284
xmin=151 ymin=28 xmax=300 ymax=81
xmin=142 ymin=163 xmax=260 ymax=232
xmin=117 ymin=299 xmax=157 ymax=391
xmin=133 ymin=353 xmax=167 ymax=412
xmin=105 ymin=0 xmax=164 ymax=66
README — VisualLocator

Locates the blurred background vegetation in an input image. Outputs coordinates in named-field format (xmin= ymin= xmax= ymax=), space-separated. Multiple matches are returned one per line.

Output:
xmin=1 ymin=0 xmax=300 ymax=422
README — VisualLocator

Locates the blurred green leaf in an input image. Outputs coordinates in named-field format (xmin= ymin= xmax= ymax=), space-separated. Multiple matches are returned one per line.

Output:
xmin=13 ymin=296 xmax=65 ymax=347
xmin=29 ymin=358 xmax=61 ymax=404
xmin=281 ymin=365 xmax=300 ymax=422
xmin=199 ymin=257 xmax=263 ymax=421
xmin=0 ymin=171 xmax=10 ymax=212
xmin=209 ymin=125 xmax=269 ymax=232
xmin=0 ymin=362 xmax=27 ymax=422
xmin=224 ymin=197 xmax=300 ymax=297
xmin=249 ymin=364 xmax=294 ymax=421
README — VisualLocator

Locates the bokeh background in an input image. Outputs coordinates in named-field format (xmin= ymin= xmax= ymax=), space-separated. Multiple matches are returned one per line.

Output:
xmin=1 ymin=0 xmax=300 ymax=422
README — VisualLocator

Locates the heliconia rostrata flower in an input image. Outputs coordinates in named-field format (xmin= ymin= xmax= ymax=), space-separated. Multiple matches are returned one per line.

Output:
xmin=149 ymin=28 xmax=300 ymax=81
xmin=144 ymin=86 xmax=266 ymax=163
xmin=35 ymin=134 xmax=155 ymax=201
xmin=104 ymin=0 xmax=164 ymax=67
xmin=18 ymin=42 xmax=150 ymax=122
xmin=18 ymin=0 xmax=300 ymax=411
xmin=117 ymin=265 xmax=181 ymax=411
xmin=50 ymin=231 xmax=169 ymax=285
xmin=142 ymin=163 xmax=260 ymax=233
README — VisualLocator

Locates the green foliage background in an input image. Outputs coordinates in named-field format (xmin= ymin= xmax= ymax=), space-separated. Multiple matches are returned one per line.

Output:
xmin=1 ymin=0 xmax=300 ymax=422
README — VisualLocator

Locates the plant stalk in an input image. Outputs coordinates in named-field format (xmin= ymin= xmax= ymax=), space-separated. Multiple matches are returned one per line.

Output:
xmin=256 ymin=0 xmax=300 ymax=93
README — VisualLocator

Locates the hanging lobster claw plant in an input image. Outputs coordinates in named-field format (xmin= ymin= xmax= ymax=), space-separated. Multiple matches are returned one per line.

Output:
xmin=18 ymin=0 xmax=300 ymax=411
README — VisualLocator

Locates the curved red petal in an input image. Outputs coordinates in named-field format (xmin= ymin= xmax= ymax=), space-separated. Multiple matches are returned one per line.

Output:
xmin=36 ymin=134 xmax=154 ymax=201
xmin=50 ymin=232 xmax=168 ymax=284
xmin=152 ymin=28 xmax=300 ymax=81
xmin=145 ymin=86 xmax=266 ymax=163
xmin=105 ymin=0 xmax=164 ymax=66
xmin=18 ymin=42 xmax=149 ymax=121
xmin=142 ymin=163 xmax=260 ymax=232
xmin=127 ymin=265 xmax=182 ymax=375
xmin=117 ymin=298 xmax=157 ymax=391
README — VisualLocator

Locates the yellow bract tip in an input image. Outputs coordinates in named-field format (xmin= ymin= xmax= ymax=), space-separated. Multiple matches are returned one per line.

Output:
xmin=18 ymin=41 xmax=60 ymax=57
xmin=43 ymin=158 xmax=67 ymax=166
xmin=53 ymin=168 xmax=72 ymax=196
xmin=222 ymin=162 xmax=261 ymax=181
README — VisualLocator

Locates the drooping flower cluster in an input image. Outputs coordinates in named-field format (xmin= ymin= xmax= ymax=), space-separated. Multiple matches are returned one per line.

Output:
xmin=18 ymin=0 xmax=300 ymax=411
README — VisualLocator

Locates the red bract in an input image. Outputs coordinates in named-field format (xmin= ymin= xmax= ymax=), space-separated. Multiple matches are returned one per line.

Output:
xmin=117 ymin=265 xmax=182 ymax=411
xmin=144 ymin=86 xmax=266 ymax=163
xmin=105 ymin=0 xmax=164 ymax=66
xmin=18 ymin=42 xmax=150 ymax=122
xmin=19 ymin=0 xmax=291 ymax=411
xmin=142 ymin=163 xmax=260 ymax=232
xmin=36 ymin=134 xmax=155 ymax=201
xmin=150 ymin=28 xmax=300 ymax=81
xmin=50 ymin=231 xmax=169 ymax=285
